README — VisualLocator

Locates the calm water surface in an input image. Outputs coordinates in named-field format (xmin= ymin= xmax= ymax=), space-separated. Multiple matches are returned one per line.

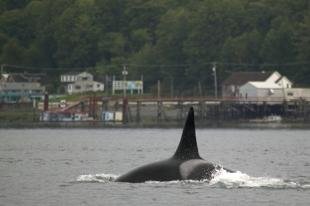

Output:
xmin=0 ymin=128 xmax=310 ymax=206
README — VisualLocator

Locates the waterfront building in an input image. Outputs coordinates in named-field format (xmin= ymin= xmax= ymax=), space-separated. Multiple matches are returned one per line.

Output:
xmin=60 ymin=72 xmax=104 ymax=94
xmin=0 ymin=73 xmax=45 ymax=102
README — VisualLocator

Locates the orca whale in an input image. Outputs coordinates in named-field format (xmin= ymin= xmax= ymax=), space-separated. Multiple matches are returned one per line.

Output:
xmin=116 ymin=107 xmax=232 ymax=183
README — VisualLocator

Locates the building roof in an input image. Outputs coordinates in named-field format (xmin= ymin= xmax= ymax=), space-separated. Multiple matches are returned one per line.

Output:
xmin=0 ymin=82 xmax=45 ymax=91
xmin=222 ymin=71 xmax=273 ymax=86
xmin=61 ymin=72 xmax=81 ymax=76
xmin=68 ymin=80 xmax=104 ymax=85
xmin=8 ymin=74 xmax=29 ymax=82
xmin=275 ymin=76 xmax=293 ymax=85
xmin=247 ymin=81 xmax=281 ymax=89
xmin=1 ymin=73 xmax=46 ymax=83
xmin=62 ymin=71 xmax=93 ymax=76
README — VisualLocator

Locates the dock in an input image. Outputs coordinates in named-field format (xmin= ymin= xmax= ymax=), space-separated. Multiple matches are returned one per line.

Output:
xmin=38 ymin=96 xmax=310 ymax=124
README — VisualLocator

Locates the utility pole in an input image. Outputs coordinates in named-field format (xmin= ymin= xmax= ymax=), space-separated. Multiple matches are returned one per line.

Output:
xmin=141 ymin=74 xmax=144 ymax=95
xmin=122 ymin=65 xmax=128 ymax=97
xmin=281 ymin=78 xmax=286 ymax=101
xmin=157 ymin=80 xmax=161 ymax=99
xmin=170 ymin=77 xmax=174 ymax=98
xmin=122 ymin=65 xmax=129 ymax=124
xmin=212 ymin=62 xmax=218 ymax=99
xmin=198 ymin=81 xmax=202 ymax=97
xmin=112 ymin=75 xmax=115 ymax=95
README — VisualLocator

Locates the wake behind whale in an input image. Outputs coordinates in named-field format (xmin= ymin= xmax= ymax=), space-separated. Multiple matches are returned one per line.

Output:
xmin=76 ymin=169 xmax=310 ymax=190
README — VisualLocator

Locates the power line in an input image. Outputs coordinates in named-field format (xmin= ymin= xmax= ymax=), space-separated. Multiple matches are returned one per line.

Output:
xmin=1 ymin=61 xmax=309 ymax=72
xmin=0 ymin=64 xmax=96 ymax=72
xmin=128 ymin=61 xmax=310 ymax=68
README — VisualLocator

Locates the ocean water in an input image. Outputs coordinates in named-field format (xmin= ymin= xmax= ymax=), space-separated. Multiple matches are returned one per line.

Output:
xmin=0 ymin=128 xmax=310 ymax=206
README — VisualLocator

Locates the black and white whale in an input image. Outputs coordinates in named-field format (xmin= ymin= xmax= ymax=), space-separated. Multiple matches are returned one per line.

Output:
xmin=116 ymin=107 xmax=232 ymax=183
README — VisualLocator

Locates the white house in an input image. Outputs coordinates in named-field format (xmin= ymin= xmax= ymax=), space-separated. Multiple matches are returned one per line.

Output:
xmin=60 ymin=72 xmax=78 ymax=83
xmin=222 ymin=71 xmax=274 ymax=98
xmin=264 ymin=71 xmax=282 ymax=83
xmin=67 ymin=80 xmax=104 ymax=94
xmin=239 ymin=81 xmax=284 ymax=101
xmin=285 ymin=88 xmax=310 ymax=101
xmin=222 ymin=71 xmax=293 ymax=99
xmin=237 ymin=71 xmax=310 ymax=101
xmin=60 ymin=72 xmax=93 ymax=83
xmin=275 ymin=76 xmax=293 ymax=89
xmin=61 ymin=72 xmax=104 ymax=94
xmin=76 ymin=72 xmax=93 ymax=81
xmin=240 ymin=82 xmax=310 ymax=101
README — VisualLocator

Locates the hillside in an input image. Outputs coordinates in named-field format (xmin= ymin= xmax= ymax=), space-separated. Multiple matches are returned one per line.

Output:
xmin=0 ymin=0 xmax=309 ymax=94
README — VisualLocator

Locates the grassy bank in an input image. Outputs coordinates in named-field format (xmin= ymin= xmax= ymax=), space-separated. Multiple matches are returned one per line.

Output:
xmin=0 ymin=111 xmax=40 ymax=122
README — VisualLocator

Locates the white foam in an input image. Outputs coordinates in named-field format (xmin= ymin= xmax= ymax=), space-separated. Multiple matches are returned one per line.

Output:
xmin=210 ymin=168 xmax=303 ymax=189
xmin=303 ymin=184 xmax=310 ymax=189
xmin=76 ymin=173 xmax=119 ymax=183
xmin=76 ymin=170 xmax=309 ymax=189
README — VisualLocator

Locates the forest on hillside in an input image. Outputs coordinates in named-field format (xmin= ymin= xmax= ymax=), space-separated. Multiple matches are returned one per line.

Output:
xmin=0 ymin=0 xmax=309 ymax=95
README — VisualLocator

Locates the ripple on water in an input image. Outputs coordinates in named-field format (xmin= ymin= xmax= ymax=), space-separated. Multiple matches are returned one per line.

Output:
xmin=0 ymin=158 xmax=22 ymax=164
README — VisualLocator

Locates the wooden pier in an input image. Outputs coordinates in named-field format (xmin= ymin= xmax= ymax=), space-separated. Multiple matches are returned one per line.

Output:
xmin=1 ymin=96 xmax=310 ymax=127
xmin=50 ymin=96 xmax=310 ymax=123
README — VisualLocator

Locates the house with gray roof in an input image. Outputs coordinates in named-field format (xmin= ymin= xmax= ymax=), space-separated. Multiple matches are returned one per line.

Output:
xmin=222 ymin=71 xmax=310 ymax=101
xmin=0 ymin=73 xmax=46 ymax=102
xmin=221 ymin=71 xmax=293 ymax=98
xmin=222 ymin=71 xmax=274 ymax=98
xmin=60 ymin=72 xmax=104 ymax=94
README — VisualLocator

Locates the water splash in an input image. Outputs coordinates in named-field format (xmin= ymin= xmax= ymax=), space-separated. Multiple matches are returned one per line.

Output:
xmin=76 ymin=169 xmax=310 ymax=189
xmin=210 ymin=167 xmax=309 ymax=189
xmin=76 ymin=173 xmax=118 ymax=183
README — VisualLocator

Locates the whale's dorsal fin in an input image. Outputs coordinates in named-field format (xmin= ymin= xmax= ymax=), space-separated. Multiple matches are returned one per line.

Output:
xmin=173 ymin=107 xmax=201 ymax=160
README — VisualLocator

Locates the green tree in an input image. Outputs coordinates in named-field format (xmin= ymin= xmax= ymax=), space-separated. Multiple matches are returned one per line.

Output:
xmin=294 ymin=12 xmax=310 ymax=85
xmin=296 ymin=13 xmax=310 ymax=62
xmin=1 ymin=39 xmax=25 ymax=64
xmin=0 ymin=33 xmax=8 ymax=54
xmin=53 ymin=0 xmax=99 ymax=67
xmin=0 ymin=0 xmax=30 ymax=13
xmin=261 ymin=18 xmax=297 ymax=65
xmin=0 ymin=0 xmax=309 ymax=91
xmin=221 ymin=30 xmax=263 ymax=66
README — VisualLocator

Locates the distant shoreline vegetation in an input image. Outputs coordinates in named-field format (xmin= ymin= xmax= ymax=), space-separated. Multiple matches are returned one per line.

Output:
xmin=0 ymin=0 xmax=309 ymax=94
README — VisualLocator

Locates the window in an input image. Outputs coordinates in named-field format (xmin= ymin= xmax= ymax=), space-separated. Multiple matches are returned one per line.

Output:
xmin=287 ymin=92 xmax=293 ymax=96
xmin=75 ymin=85 xmax=81 ymax=90
xmin=268 ymin=89 xmax=274 ymax=95
xmin=231 ymin=85 xmax=235 ymax=92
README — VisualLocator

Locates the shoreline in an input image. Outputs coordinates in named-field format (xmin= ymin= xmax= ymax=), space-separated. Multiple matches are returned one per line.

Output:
xmin=1 ymin=120 xmax=310 ymax=129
